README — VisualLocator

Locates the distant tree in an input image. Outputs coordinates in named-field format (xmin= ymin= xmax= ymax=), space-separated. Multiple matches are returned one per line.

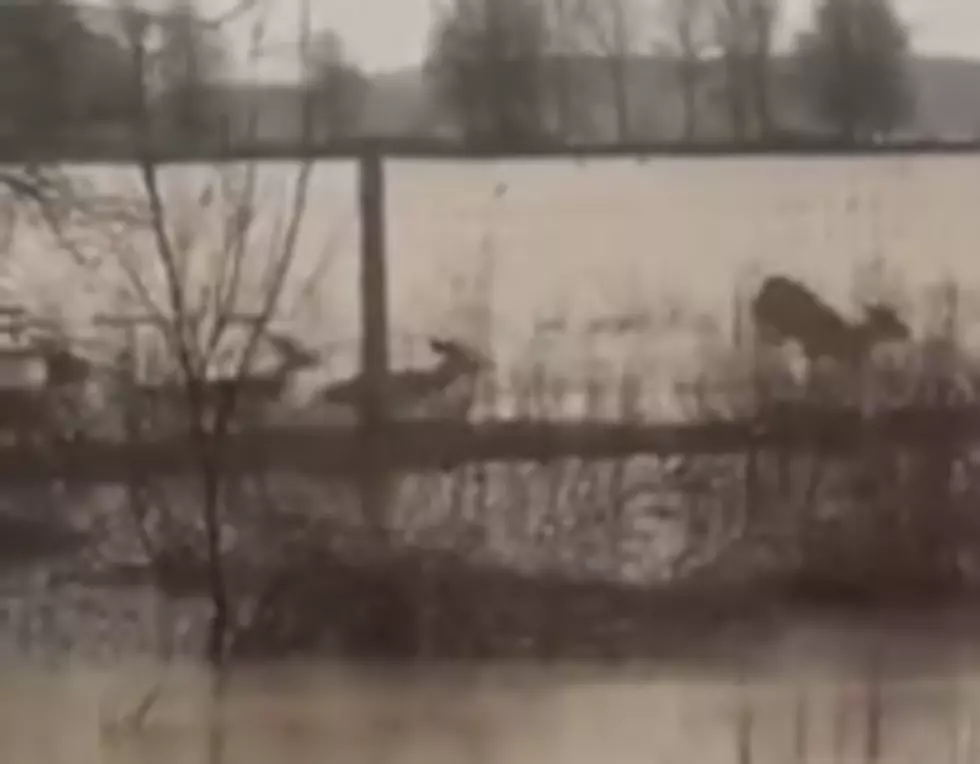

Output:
xmin=0 ymin=0 xmax=136 ymax=150
xmin=539 ymin=0 xmax=594 ymax=141
xmin=301 ymin=28 xmax=370 ymax=140
xmin=425 ymin=0 xmax=553 ymax=148
xmin=0 ymin=0 xmax=134 ymax=248
xmin=149 ymin=0 xmax=228 ymax=143
xmin=0 ymin=0 xmax=69 ymax=147
xmin=71 ymin=26 xmax=142 ymax=126
xmin=710 ymin=0 xmax=781 ymax=142
xmin=562 ymin=0 xmax=643 ymax=142
xmin=539 ymin=0 xmax=574 ymax=139
xmin=793 ymin=0 xmax=913 ymax=143
xmin=654 ymin=0 xmax=714 ymax=141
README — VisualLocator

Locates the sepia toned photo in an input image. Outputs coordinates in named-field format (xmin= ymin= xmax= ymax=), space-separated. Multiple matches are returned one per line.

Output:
xmin=1 ymin=0 xmax=980 ymax=762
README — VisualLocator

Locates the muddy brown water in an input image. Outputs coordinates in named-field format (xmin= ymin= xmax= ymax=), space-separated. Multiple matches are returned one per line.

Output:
xmin=3 ymin=616 xmax=980 ymax=763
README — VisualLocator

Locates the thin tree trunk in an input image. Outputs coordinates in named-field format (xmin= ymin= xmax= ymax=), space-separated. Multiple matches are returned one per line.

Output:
xmin=725 ymin=55 xmax=748 ymax=142
xmin=555 ymin=56 xmax=574 ymax=141
xmin=682 ymin=87 xmax=697 ymax=140
xmin=678 ymin=64 xmax=700 ymax=141
xmin=609 ymin=55 xmax=630 ymax=141
xmin=751 ymin=53 xmax=772 ymax=139
xmin=608 ymin=0 xmax=630 ymax=141
xmin=201 ymin=452 xmax=229 ymax=666
xmin=748 ymin=0 xmax=775 ymax=140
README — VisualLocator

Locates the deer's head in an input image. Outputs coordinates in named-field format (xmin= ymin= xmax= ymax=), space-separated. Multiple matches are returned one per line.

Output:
xmin=858 ymin=304 xmax=910 ymax=347
xmin=267 ymin=332 xmax=320 ymax=371
xmin=428 ymin=338 xmax=493 ymax=375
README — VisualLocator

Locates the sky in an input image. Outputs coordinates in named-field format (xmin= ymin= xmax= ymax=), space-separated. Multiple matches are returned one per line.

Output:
xmin=112 ymin=0 xmax=980 ymax=77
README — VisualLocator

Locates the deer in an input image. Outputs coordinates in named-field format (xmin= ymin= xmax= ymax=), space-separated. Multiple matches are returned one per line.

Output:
xmin=751 ymin=275 xmax=911 ymax=407
xmin=33 ymin=333 xmax=99 ymax=440
xmin=318 ymin=337 xmax=492 ymax=420
xmin=198 ymin=331 xmax=321 ymax=414
xmin=0 ymin=329 xmax=97 ymax=445
xmin=126 ymin=330 xmax=321 ymax=430
xmin=31 ymin=334 xmax=94 ymax=387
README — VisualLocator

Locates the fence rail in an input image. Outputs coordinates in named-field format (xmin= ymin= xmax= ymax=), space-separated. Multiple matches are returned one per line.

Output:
xmin=8 ymin=137 xmax=980 ymax=164
xmin=2 ymin=406 xmax=972 ymax=484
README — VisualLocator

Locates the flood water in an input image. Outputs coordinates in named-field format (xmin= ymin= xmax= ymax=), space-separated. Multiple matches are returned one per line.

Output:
xmin=4 ymin=645 xmax=980 ymax=764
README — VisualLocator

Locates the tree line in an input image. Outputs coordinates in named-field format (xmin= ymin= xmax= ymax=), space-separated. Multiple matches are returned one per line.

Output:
xmin=0 ymin=0 xmax=915 ymax=155
xmin=0 ymin=0 xmax=368 ymax=157
xmin=426 ymin=0 xmax=914 ymax=148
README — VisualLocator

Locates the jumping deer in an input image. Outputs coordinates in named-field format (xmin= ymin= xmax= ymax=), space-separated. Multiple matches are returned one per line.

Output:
xmin=318 ymin=337 xmax=492 ymax=420
xmin=751 ymin=275 xmax=910 ymax=404
xmin=752 ymin=276 xmax=909 ymax=362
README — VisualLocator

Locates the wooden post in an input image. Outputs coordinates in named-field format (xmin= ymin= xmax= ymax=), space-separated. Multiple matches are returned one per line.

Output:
xmin=359 ymin=147 xmax=389 ymax=426
xmin=357 ymin=145 xmax=390 ymax=546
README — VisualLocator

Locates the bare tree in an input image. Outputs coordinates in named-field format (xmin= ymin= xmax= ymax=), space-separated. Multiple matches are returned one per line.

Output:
xmin=560 ymin=0 xmax=643 ymax=142
xmin=426 ymin=0 xmax=553 ymax=148
xmin=24 ymin=0 xmax=346 ymax=668
xmin=301 ymin=27 xmax=370 ymax=140
xmin=149 ymin=0 xmax=229 ymax=147
xmin=710 ymin=0 xmax=781 ymax=141
xmin=654 ymin=0 xmax=714 ymax=140
xmin=793 ymin=0 xmax=913 ymax=143
xmin=540 ymin=0 xmax=589 ymax=141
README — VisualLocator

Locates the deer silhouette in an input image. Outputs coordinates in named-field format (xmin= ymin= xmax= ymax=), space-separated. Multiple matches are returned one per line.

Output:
xmin=31 ymin=334 xmax=93 ymax=387
xmin=751 ymin=275 xmax=911 ymax=407
xmin=202 ymin=331 xmax=320 ymax=409
xmin=34 ymin=334 xmax=98 ymax=439
xmin=125 ymin=330 xmax=321 ymax=426
xmin=752 ymin=275 xmax=910 ymax=365
xmin=0 ymin=328 xmax=96 ymax=443
xmin=318 ymin=337 xmax=492 ymax=419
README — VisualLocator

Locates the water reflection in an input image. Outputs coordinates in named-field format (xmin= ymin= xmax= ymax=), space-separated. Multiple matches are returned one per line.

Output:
xmin=3 ymin=658 xmax=980 ymax=763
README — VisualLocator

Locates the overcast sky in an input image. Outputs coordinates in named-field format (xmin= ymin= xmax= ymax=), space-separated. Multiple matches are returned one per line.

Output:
xmin=120 ymin=0 xmax=980 ymax=76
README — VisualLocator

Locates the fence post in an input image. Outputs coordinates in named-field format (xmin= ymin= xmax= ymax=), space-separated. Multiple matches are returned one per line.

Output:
xmin=357 ymin=143 xmax=391 ymax=546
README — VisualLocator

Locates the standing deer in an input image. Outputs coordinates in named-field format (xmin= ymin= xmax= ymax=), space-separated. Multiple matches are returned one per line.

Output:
xmin=751 ymin=275 xmax=910 ymax=405
xmin=32 ymin=334 xmax=93 ymax=387
xmin=125 ymin=330 xmax=321 ymax=429
xmin=0 ymin=328 xmax=96 ymax=444
xmin=202 ymin=331 xmax=321 ymax=410
xmin=318 ymin=337 xmax=492 ymax=420
xmin=197 ymin=331 xmax=322 ymax=425
xmin=34 ymin=334 xmax=97 ymax=440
